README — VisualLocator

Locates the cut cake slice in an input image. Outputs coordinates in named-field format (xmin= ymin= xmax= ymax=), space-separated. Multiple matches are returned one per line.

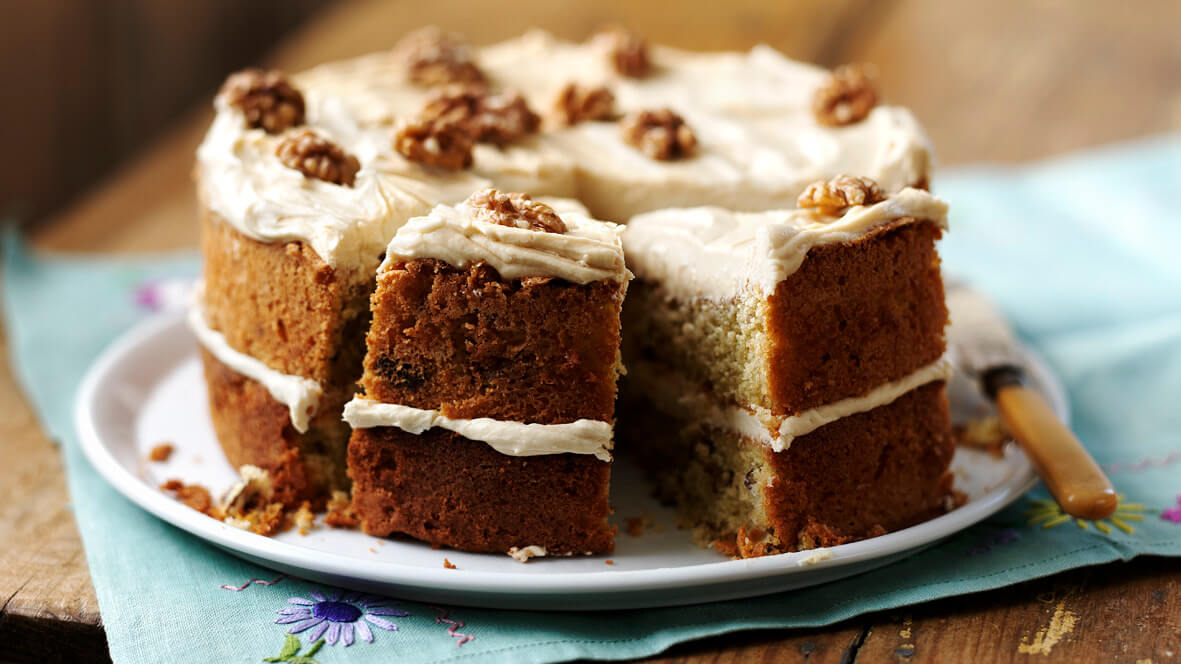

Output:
xmin=619 ymin=177 xmax=957 ymax=556
xmin=345 ymin=189 xmax=629 ymax=556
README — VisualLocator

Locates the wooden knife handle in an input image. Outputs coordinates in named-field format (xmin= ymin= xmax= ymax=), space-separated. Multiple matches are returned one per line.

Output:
xmin=993 ymin=381 xmax=1118 ymax=520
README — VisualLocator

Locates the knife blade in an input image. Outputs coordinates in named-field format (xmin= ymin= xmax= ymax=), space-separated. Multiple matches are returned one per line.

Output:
xmin=946 ymin=280 xmax=1117 ymax=520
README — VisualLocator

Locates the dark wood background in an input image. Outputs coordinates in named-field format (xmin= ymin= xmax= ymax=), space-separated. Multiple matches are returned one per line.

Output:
xmin=0 ymin=0 xmax=325 ymax=224
xmin=1 ymin=1 xmax=1179 ymax=662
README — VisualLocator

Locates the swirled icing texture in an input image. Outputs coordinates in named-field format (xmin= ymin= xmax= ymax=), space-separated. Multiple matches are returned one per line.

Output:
xmin=196 ymin=30 xmax=934 ymax=273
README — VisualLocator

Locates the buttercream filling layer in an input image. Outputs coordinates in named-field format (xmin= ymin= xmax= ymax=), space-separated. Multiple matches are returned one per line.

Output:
xmin=628 ymin=353 xmax=953 ymax=451
xmin=342 ymin=398 xmax=614 ymax=462
xmin=187 ymin=301 xmax=322 ymax=433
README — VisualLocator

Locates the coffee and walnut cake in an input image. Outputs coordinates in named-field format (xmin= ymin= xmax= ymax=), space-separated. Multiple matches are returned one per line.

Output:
xmin=191 ymin=27 xmax=950 ymax=558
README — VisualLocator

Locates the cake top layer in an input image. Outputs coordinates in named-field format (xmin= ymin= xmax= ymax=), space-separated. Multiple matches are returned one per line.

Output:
xmin=196 ymin=28 xmax=933 ymax=274
xmin=622 ymin=185 xmax=949 ymax=299
xmin=381 ymin=189 xmax=629 ymax=284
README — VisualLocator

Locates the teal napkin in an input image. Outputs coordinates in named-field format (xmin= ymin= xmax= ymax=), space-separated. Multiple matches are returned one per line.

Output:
xmin=4 ymin=136 xmax=1180 ymax=664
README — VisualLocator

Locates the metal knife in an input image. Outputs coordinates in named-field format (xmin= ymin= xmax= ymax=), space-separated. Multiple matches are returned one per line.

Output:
xmin=946 ymin=280 xmax=1117 ymax=520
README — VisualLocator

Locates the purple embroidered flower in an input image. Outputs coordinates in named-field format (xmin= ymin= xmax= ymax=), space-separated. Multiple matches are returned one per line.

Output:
xmin=276 ymin=589 xmax=408 ymax=646
xmin=1163 ymin=494 xmax=1181 ymax=524
xmin=134 ymin=278 xmax=194 ymax=313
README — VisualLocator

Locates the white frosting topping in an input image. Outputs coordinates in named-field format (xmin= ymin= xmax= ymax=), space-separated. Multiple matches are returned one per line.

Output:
xmin=197 ymin=30 xmax=934 ymax=271
xmin=629 ymin=353 xmax=953 ymax=452
xmin=342 ymin=398 xmax=614 ymax=462
xmin=196 ymin=91 xmax=491 ymax=275
xmin=623 ymin=188 xmax=948 ymax=299
xmin=380 ymin=196 xmax=629 ymax=283
xmin=187 ymin=300 xmax=322 ymax=433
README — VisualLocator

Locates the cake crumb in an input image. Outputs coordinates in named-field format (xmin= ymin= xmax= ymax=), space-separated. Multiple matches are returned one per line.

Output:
xmin=324 ymin=490 xmax=359 ymax=528
xmin=148 ymin=443 xmax=174 ymax=462
xmin=369 ymin=547 xmax=377 ymax=553
xmin=944 ymin=489 xmax=969 ymax=512
xmin=604 ymin=559 xmax=615 ymax=566
xmin=159 ymin=479 xmax=221 ymax=518
xmin=443 ymin=558 xmax=457 ymax=569
xmin=796 ymin=548 xmax=833 ymax=566
xmin=623 ymin=514 xmax=662 ymax=537
xmin=507 ymin=545 xmax=547 ymax=563
xmin=953 ymin=415 xmax=1009 ymax=457
xmin=293 ymin=501 xmax=315 ymax=535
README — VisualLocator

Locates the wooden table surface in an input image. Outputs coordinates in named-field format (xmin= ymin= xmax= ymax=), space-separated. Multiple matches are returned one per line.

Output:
xmin=3 ymin=1 xmax=1179 ymax=662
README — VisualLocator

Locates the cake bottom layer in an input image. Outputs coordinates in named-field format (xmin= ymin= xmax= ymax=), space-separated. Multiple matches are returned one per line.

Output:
xmin=348 ymin=427 xmax=615 ymax=555
xmin=200 ymin=349 xmax=352 ymax=507
xmin=620 ymin=381 xmax=956 ymax=558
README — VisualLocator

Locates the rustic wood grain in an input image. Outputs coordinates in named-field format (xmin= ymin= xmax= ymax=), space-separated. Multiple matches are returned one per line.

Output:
xmin=3 ymin=0 xmax=1179 ymax=662
xmin=0 ymin=324 xmax=105 ymax=660
xmin=645 ymin=559 xmax=1181 ymax=663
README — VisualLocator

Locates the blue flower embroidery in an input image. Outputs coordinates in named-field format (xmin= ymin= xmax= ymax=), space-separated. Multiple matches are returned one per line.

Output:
xmin=276 ymin=589 xmax=408 ymax=646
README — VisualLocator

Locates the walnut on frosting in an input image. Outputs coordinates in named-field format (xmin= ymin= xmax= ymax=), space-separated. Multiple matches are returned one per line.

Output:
xmin=394 ymin=117 xmax=475 ymax=169
xmin=595 ymin=27 xmax=651 ymax=78
xmin=620 ymin=108 xmax=697 ymax=160
xmin=422 ymin=88 xmax=540 ymax=147
xmin=276 ymin=130 xmax=361 ymax=186
xmin=218 ymin=68 xmax=305 ymax=133
xmin=554 ymin=83 xmax=616 ymax=125
xmin=465 ymin=188 xmax=567 ymax=234
xmin=797 ymin=175 xmax=886 ymax=215
xmin=396 ymin=26 xmax=487 ymax=88
xmin=813 ymin=64 xmax=879 ymax=127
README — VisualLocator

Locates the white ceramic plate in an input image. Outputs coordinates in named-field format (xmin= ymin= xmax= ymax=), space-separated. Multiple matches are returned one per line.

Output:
xmin=76 ymin=311 xmax=1066 ymax=610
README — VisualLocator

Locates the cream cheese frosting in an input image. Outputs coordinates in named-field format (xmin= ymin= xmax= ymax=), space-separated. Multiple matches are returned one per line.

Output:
xmin=622 ymin=187 xmax=948 ymax=299
xmin=628 ymin=353 xmax=953 ymax=452
xmin=379 ymin=196 xmax=629 ymax=283
xmin=196 ymin=30 xmax=935 ymax=273
xmin=342 ymin=398 xmax=614 ymax=462
xmin=187 ymin=299 xmax=322 ymax=433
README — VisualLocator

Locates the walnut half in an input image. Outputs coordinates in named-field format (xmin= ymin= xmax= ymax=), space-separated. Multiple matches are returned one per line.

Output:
xmin=620 ymin=108 xmax=697 ymax=160
xmin=813 ymin=64 xmax=878 ymax=127
xmin=421 ymin=89 xmax=540 ymax=147
xmin=797 ymin=175 xmax=886 ymax=215
xmin=218 ymin=68 xmax=305 ymax=134
xmin=396 ymin=26 xmax=487 ymax=88
xmin=595 ymin=27 xmax=652 ymax=78
xmin=554 ymin=83 xmax=615 ymax=125
xmin=393 ymin=118 xmax=475 ymax=170
xmin=464 ymin=188 xmax=567 ymax=234
xmin=276 ymin=130 xmax=361 ymax=187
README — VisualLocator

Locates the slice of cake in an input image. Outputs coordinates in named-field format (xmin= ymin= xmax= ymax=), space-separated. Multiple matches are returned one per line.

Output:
xmin=344 ymin=189 xmax=629 ymax=556
xmin=620 ymin=176 xmax=956 ymax=557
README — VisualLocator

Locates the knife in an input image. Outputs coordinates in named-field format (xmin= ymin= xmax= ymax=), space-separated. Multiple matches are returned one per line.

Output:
xmin=946 ymin=281 xmax=1117 ymax=520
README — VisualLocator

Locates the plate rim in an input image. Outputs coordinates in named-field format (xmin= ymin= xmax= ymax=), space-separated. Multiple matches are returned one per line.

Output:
xmin=75 ymin=310 xmax=1058 ymax=601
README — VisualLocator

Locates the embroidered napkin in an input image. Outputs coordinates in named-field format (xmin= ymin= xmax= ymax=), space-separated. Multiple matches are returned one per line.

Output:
xmin=4 ymin=136 xmax=1179 ymax=664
